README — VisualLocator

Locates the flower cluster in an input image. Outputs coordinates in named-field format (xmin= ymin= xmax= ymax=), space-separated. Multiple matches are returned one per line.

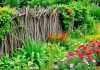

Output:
xmin=62 ymin=40 xmax=100 ymax=69
xmin=48 ymin=32 xmax=67 ymax=43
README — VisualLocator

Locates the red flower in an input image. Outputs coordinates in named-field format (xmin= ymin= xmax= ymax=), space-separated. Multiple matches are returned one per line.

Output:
xmin=96 ymin=40 xmax=100 ymax=46
xmin=78 ymin=53 xmax=84 ymax=60
xmin=96 ymin=49 xmax=100 ymax=53
xmin=91 ymin=42 xmax=97 ymax=48
xmin=68 ymin=51 xmax=73 ymax=56
xmin=86 ymin=48 xmax=93 ymax=55
xmin=86 ymin=42 xmax=90 ymax=46
xmin=79 ymin=45 xmax=87 ymax=50
xmin=56 ymin=36 xmax=63 ymax=41
xmin=48 ymin=35 xmax=52 ymax=40
xmin=61 ymin=33 xmax=67 ymax=38
xmin=82 ymin=50 xmax=87 ymax=53
xmin=86 ymin=55 xmax=93 ymax=61
xmin=75 ymin=49 xmax=84 ymax=60
xmin=75 ymin=49 xmax=80 ymax=54
xmin=56 ymin=37 xmax=59 ymax=41
xmin=48 ymin=32 xmax=53 ymax=40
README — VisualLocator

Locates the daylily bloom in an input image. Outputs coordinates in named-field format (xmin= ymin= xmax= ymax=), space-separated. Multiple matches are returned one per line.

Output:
xmin=61 ymin=32 xmax=67 ymax=38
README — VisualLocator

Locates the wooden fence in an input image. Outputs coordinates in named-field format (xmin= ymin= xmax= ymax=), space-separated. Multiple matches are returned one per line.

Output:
xmin=0 ymin=7 xmax=62 ymax=57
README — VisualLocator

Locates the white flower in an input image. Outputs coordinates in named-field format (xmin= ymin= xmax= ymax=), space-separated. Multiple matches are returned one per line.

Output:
xmin=28 ymin=61 xmax=33 ymax=66
xmin=92 ymin=60 xmax=97 ymax=64
xmin=70 ymin=64 xmax=74 ymax=68
xmin=83 ymin=59 xmax=89 ymax=65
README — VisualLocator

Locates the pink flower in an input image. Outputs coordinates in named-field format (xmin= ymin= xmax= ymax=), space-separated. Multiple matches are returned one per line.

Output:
xmin=91 ymin=42 xmax=97 ymax=48
xmin=68 ymin=51 xmax=73 ymax=56
xmin=78 ymin=53 xmax=84 ymax=60
xmin=96 ymin=40 xmax=100 ymax=46
xmin=86 ymin=42 xmax=90 ymax=46
xmin=96 ymin=49 xmax=100 ymax=53
xmin=83 ymin=59 xmax=89 ymax=65
xmin=79 ymin=45 xmax=87 ymax=50
xmin=75 ymin=49 xmax=80 ymax=53
xmin=70 ymin=64 xmax=74 ymax=69
xmin=75 ymin=50 xmax=84 ymax=60
xmin=86 ymin=55 xmax=93 ymax=61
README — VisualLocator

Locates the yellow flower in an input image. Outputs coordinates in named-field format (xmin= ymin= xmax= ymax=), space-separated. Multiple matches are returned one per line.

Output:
xmin=85 ymin=35 xmax=100 ymax=40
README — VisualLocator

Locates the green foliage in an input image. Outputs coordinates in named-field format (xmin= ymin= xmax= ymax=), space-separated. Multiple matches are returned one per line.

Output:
xmin=16 ymin=36 xmax=47 ymax=70
xmin=3 ymin=0 xmax=30 ymax=8
xmin=53 ymin=1 xmax=88 ymax=31
xmin=89 ymin=4 xmax=100 ymax=20
xmin=0 ymin=7 xmax=14 ymax=39
xmin=28 ymin=0 xmax=74 ymax=8
xmin=89 ymin=0 xmax=100 ymax=6
xmin=28 ymin=0 xmax=57 ymax=8
xmin=4 ymin=0 xmax=20 ymax=7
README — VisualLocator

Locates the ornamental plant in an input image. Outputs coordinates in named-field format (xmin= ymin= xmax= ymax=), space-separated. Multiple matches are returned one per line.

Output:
xmin=52 ymin=1 xmax=88 ymax=31
xmin=48 ymin=32 xmax=68 ymax=47
xmin=0 ymin=7 xmax=14 ymax=39
xmin=60 ymin=40 xmax=100 ymax=70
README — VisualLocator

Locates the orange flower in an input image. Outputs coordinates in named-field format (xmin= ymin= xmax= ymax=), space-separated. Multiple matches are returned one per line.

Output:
xmin=48 ymin=32 xmax=53 ymax=40
xmin=61 ymin=32 xmax=67 ymax=38
xmin=62 ymin=40 xmax=67 ymax=42
xmin=70 ymin=13 xmax=72 ymax=17
xmin=70 ymin=57 xmax=74 ymax=60
xmin=67 ymin=10 xmax=72 ymax=13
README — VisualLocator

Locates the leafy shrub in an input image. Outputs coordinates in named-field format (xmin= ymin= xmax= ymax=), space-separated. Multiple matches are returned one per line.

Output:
xmin=89 ymin=4 xmax=100 ymax=20
xmin=28 ymin=0 xmax=57 ymax=8
xmin=0 ymin=7 xmax=14 ymax=39
xmin=53 ymin=1 xmax=91 ymax=32
xmin=4 ymin=0 xmax=21 ymax=7
xmin=28 ymin=0 xmax=73 ymax=8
